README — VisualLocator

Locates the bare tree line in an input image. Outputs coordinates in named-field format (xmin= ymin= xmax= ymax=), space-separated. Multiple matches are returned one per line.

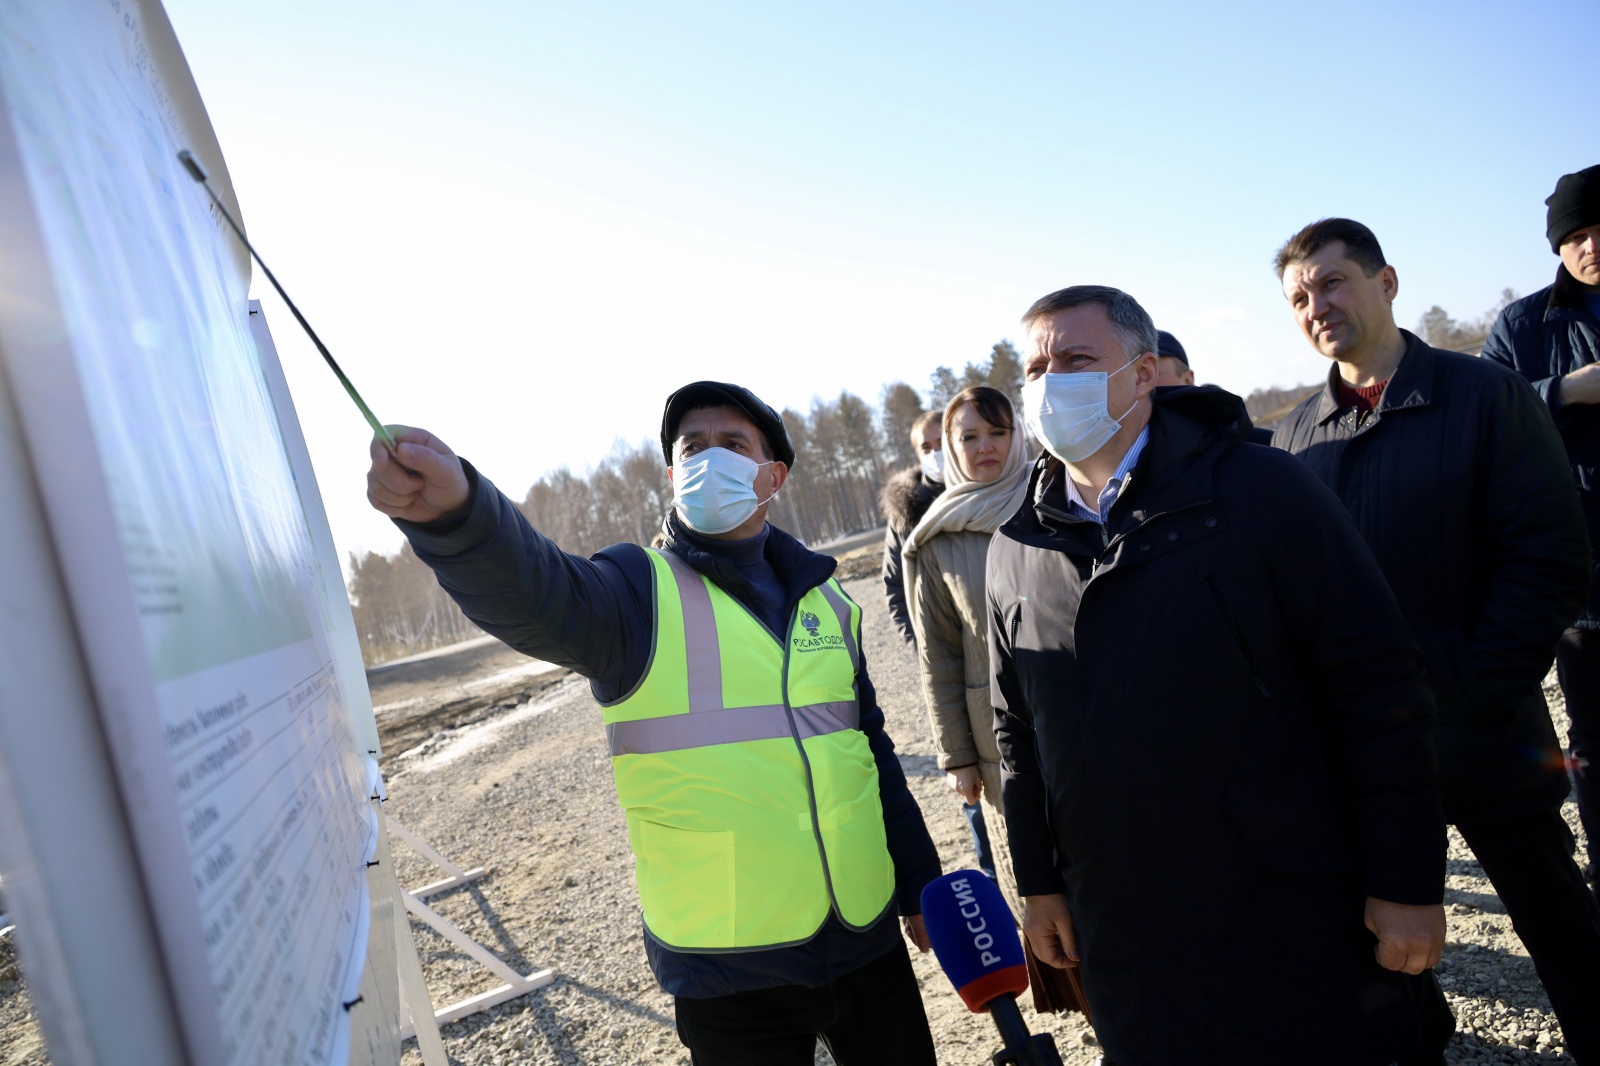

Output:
xmin=1246 ymin=385 xmax=1323 ymax=428
xmin=1417 ymin=288 xmax=1518 ymax=355
xmin=349 ymin=291 xmax=1513 ymax=665
xmin=347 ymin=341 xmax=1025 ymax=664
xmin=348 ymin=543 xmax=485 ymax=664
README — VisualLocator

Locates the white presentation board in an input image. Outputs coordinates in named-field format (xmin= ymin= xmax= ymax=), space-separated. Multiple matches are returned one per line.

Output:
xmin=0 ymin=1 xmax=406 ymax=1063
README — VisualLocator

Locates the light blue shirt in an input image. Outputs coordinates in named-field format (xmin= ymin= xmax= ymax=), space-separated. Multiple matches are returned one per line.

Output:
xmin=1063 ymin=426 xmax=1149 ymax=523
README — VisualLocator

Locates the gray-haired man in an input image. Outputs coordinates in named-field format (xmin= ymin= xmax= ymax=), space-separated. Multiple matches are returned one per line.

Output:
xmin=990 ymin=284 xmax=1448 ymax=1065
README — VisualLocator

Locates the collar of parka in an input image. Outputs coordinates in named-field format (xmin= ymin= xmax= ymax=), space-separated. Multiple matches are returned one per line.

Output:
xmin=1549 ymin=262 xmax=1600 ymax=316
xmin=658 ymin=510 xmax=837 ymax=616
xmin=1310 ymin=329 xmax=1436 ymax=428
xmin=1003 ymin=385 xmax=1252 ymax=559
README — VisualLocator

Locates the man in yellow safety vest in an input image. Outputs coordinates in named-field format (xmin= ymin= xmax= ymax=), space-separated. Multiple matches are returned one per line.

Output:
xmin=366 ymin=381 xmax=942 ymax=1064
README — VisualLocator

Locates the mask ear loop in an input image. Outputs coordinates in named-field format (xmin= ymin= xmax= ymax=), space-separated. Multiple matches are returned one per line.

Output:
xmin=754 ymin=460 xmax=781 ymax=508
xmin=1108 ymin=354 xmax=1147 ymax=423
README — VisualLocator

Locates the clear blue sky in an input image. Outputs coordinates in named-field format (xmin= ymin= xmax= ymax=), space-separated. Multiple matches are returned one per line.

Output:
xmin=162 ymin=0 xmax=1598 ymax=563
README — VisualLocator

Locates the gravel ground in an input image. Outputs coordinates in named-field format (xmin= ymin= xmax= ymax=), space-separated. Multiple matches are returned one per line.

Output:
xmin=0 ymin=545 xmax=1591 ymax=1064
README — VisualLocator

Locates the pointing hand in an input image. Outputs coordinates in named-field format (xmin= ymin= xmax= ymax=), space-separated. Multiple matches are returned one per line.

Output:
xmin=365 ymin=426 xmax=470 ymax=524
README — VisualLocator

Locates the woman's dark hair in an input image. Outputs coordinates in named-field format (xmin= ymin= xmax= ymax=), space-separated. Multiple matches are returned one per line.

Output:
xmin=943 ymin=385 xmax=1015 ymax=441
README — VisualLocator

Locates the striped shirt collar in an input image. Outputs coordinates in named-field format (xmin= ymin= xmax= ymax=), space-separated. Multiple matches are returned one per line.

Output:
xmin=1063 ymin=425 xmax=1150 ymax=523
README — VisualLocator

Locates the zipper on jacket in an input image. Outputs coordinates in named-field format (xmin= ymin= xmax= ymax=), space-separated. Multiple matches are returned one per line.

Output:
xmin=780 ymin=605 xmax=847 ymax=922
xmin=1204 ymin=576 xmax=1270 ymax=698
xmin=1009 ymin=604 xmax=1021 ymax=651
xmin=1035 ymin=501 xmax=1078 ymax=527
xmin=1097 ymin=498 xmax=1206 ymax=567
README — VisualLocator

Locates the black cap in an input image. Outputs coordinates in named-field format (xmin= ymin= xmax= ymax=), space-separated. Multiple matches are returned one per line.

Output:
xmin=1156 ymin=330 xmax=1189 ymax=367
xmin=661 ymin=381 xmax=795 ymax=469
xmin=1546 ymin=165 xmax=1600 ymax=253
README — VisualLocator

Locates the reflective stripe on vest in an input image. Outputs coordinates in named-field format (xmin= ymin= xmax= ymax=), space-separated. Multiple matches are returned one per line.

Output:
xmin=599 ymin=547 xmax=896 ymax=952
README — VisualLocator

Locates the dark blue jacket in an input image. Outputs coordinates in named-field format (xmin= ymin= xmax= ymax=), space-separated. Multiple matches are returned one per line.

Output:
xmin=1482 ymin=265 xmax=1600 ymax=628
xmin=395 ymin=463 xmax=941 ymax=998
xmin=1275 ymin=332 xmax=1589 ymax=822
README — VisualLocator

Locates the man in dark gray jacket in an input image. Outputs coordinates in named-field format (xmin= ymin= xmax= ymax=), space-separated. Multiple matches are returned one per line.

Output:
xmin=365 ymin=382 xmax=941 ymax=1066
xmin=1273 ymin=217 xmax=1600 ymax=1060
xmin=1482 ymin=164 xmax=1600 ymax=902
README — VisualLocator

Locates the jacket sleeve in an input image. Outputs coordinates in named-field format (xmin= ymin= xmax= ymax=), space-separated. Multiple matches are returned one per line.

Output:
xmin=882 ymin=525 xmax=917 ymax=646
xmin=1259 ymin=452 xmax=1446 ymax=905
xmin=1466 ymin=373 xmax=1591 ymax=708
xmin=856 ymin=652 xmax=942 ymax=916
xmin=394 ymin=461 xmax=646 ymax=689
xmin=988 ymin=549 xmax=1067 ymax=898
xmin=1482 ymin=308 xmax=1564 ymax=414
xmin=912 ymin=541 xmax=980 ymax=769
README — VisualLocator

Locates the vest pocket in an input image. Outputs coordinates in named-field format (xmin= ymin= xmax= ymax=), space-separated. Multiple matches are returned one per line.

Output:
xmin=818 ymin=794 xmax=894 ymax=927
xmin=634 ymin=820 xmax=734 ymax=947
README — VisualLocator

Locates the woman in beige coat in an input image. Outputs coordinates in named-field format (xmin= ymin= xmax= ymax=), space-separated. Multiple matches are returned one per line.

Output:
xmin=901 ymin=385 xmax=1031 ymax=918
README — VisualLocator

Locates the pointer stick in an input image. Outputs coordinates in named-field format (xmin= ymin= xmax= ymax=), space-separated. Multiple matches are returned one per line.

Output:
xmin=176 ymin=149 xmax=400 ymax=459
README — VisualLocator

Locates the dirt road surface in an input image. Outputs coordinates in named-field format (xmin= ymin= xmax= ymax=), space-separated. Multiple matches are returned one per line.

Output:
xmin=0 ymin=546 xmax=1588 ymax=1064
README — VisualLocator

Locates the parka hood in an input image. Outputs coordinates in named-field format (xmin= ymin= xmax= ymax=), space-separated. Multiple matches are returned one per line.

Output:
xmin=878 ymin=466 xmax=944 ymax=535
xmin=1149 ymin=383 xmax=1255 ymax=444
xmin=1003 ymin=385 xmax=1253 ymax=549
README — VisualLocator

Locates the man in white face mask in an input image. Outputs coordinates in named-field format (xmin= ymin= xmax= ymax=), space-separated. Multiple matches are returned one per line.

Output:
xmin=880 ymin=410 xmax=946 ymax=648
xmin=1018 ymin=295 xmax=1161 ymax=522
xmin=365 ymin=381 xmax=941 ymax=1066
xmin=991 ymin=285 xmax=1450 ymax=1065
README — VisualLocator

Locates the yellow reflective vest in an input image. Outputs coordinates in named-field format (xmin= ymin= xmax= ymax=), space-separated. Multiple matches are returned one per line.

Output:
xmin=601 ymin=548 xmax=896 ymax=951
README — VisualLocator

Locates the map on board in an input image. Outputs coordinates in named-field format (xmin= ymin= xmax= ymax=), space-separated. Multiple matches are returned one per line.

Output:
xmin=0 ymin=0 xmax=379 ymax=1061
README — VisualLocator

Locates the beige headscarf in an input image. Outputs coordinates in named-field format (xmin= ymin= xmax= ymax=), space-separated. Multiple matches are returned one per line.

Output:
xmin=900 ymin=398 xmax=1032 ymax=627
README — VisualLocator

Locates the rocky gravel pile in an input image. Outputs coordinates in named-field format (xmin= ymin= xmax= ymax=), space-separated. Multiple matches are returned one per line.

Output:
xmin=0 ymin=937 xmax=44 ymax=1066
xmin=0 ymin=547 xmax=1590 ymax=1064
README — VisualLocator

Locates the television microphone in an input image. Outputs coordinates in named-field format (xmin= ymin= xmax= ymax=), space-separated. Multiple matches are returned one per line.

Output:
xmin=922 ymin=871 xmax=1065 ymax=1066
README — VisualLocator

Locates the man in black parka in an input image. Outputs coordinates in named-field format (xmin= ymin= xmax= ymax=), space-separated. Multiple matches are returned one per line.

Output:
xmin=881 ymin=409 xmax=946 ymax=647
xmin=1272 ymin=218 xmax=1600 ymax=1061
xmin=990 ymin=285 xmax=1449 ymax=1066
xmin=1481 ymin=165 xmax=1600 ymax=902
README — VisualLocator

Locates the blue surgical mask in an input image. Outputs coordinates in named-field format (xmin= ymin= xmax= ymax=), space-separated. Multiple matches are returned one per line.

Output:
xmin=673 ymin=447 xmax=778 ymax=534
xmin=1021 ymin=359 xmax=1139 ymax=463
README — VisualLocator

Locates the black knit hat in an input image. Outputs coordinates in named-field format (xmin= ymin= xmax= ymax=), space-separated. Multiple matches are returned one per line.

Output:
xmin=660 ymin=381 xmax=796 ymax=469
xmin=1156 ymin=330 xmax=1189 ymax=367
xmin=1546 ymin=165 xmax=1600 ymax=253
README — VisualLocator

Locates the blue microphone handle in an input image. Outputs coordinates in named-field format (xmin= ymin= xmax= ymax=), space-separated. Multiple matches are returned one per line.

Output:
xmin=987 ymin=995 xmax=1065 ymax=1066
